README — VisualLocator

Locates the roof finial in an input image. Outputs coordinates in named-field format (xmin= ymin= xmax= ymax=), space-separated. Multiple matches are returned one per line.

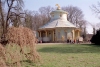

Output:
xmin=55 ymin=4 xmax=61 ymax=10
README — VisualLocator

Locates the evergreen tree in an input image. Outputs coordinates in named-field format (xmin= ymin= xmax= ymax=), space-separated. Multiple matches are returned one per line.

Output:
xmin=90 ymin=29 xmax=100 ymax=44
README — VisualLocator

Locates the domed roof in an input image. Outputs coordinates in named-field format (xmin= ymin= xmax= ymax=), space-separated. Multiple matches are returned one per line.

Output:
xmin=38 ymin=4 xmax=76 ymax=30
xmin=39 ymin=19 xmax=76 ymax=30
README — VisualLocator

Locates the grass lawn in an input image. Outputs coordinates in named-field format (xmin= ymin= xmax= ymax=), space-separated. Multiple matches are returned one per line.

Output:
xmin=35 ymin=44 xmax=100 ymax=67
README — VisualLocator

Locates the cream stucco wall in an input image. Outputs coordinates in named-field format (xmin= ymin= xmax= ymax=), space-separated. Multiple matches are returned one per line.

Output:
xmin=61 ymin=14 xmax=67 ymax=20
xmin=51 ymin=12 xmax=67 ymax=20
xmin=55 ymin=28 xmax=74 ymax=41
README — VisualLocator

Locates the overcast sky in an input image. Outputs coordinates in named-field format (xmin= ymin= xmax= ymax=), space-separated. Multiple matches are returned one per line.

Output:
xmin=24 ymin=0 xmax=100 ymax=34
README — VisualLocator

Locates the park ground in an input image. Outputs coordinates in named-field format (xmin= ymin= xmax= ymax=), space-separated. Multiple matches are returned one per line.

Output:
xmin=34 ymin=43 xmax=100 ymax=67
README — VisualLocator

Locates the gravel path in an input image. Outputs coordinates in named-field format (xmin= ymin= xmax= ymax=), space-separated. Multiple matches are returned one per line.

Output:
xmin=36 ymin=42 xmax=91 ymax=45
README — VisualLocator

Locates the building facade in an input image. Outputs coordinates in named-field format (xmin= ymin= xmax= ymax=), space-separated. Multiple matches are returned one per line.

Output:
xmin=37 ymin=5 xmax=80 ymax=42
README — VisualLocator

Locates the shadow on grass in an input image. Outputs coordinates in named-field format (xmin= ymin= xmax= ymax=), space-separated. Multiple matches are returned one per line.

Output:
xmin=6 ymin=60 xmax=35 ymax=67
xmin=21 ymin=60 xmax=35 ymax=66
xmin=38 ymin=44 xmax=100 ymax=53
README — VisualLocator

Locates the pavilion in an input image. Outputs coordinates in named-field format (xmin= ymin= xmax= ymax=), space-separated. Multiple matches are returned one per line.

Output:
xmin=37 ymin=4 xmax=80 ymax=42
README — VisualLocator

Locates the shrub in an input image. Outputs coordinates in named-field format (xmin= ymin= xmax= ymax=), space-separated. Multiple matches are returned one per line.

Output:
xmin=0 ymin=26 xmax=40 ymax=67
xmin=0 ymin=44 xmax=7 ymax=67
xmin=90 ymin=29 xmax=100 ymax=44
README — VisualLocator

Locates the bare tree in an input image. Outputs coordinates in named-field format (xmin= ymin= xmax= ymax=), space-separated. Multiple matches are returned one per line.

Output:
xmin=23 ymin=10 xmax=41 ymax=30
xmin=39 ymin=6 xmax=54 ymax=19
xmin=91 ymin=2 xmax=100 ymax=19
xmin=10 ymin=11 xmax=25 ymax=27
xmin=38 ymin=6 xmax=54 ymax=26
xmin=23 ymin=10 xmax=35 ymax=30
xmin=62 ymin=6 xmax=85 ymax=27
xmin=90 ymin=1 xmax=100 ymax=34
xmin=0 ymin=0 xmax=5 ymax=37
xmin=0 ymin=0 xmax=24 ymax=42
xmin=22 ymin=6 xmax=54 ymax=31
xmin=96 ymin=23 xmax=100 ymax=29
xmin=62 ymin=6 xmax=87 ymax=38
xmin=32 ymin=11 xmax=41 ymax=30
